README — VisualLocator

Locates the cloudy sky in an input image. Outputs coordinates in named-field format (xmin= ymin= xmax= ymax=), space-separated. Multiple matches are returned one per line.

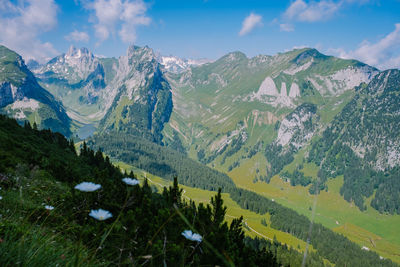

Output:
xmin=0 ymin=0 xmax=399 ymax=70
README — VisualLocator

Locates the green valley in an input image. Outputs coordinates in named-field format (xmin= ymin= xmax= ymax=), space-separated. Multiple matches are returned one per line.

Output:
xmin=1 ymin=42 xmax=400 ymax=266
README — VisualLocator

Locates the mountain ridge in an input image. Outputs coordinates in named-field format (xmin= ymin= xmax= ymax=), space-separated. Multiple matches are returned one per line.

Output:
xmin=0 ymin=45 xmax=71 ymax=136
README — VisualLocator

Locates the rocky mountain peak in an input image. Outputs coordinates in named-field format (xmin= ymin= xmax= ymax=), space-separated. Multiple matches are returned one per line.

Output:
xmin=35 ymin=46 xmax=99 ymax=83
xmin=66 ymin=45 xmax=92 ymax=60
xmin=127 ymin=45 xmax=156 ymax=61
xmin=159 ymin=55 xmax=212 ymax=73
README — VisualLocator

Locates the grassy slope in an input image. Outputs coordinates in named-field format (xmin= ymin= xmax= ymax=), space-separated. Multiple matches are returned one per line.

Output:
xmin=115 ymin=161 xmax=316 ymax=256
xmin=0 ymin=163 xmax=103 ymax=266
xmin=228 ymin=152 xmax=400 ymax=263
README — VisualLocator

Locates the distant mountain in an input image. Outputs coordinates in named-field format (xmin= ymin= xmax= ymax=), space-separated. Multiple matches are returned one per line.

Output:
xmin=162 ymin=48 xmax=378 ymax=170
xmin=159 ymin=55 xmax=212 ymax=73
xmin=26 ymin=59 xmax=40 ymax=70
xmin=98 ymin=45 xmax=173 ymax=143
xmin=34 ymin=45 xmax=173 ymax=143
xmin=0 ymin=45 xmax=71 ymax=136
xmin=33 ymin=45 xmax=109 ymax=123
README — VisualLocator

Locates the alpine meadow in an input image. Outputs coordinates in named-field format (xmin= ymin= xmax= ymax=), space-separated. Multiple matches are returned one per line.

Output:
xmin=1 ymin=0 xmax=400 ymax=266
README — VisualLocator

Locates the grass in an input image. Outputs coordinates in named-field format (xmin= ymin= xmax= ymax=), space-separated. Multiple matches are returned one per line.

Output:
xmin=0 ymin=223 xmax=97 ymax=267
xmin=228 ymin=154 xmax=400 ymax=264
xmin=0 ymin=169 xmax=105 ymax=266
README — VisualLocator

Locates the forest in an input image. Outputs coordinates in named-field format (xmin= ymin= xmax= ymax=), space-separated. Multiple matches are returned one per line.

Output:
xmin=0 ymin=114 xmax=331 ymax=266
xmin=308 ymin=73 xmax=400 ymax=214
xmin=89 ymin=129 xmax=397 ymax=267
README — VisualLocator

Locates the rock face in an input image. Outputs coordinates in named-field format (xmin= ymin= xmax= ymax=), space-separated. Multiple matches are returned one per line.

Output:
xmin=310 ymin=69 xmax=400 ymax=172
xmin=34 ymin=45 xmax=174 ymax=143
xmin=0 ymin=45 xmax=71 ymax=136
xmin=276 ymin=103 xmax=318 ymax=149
xmin=161 ymin=47 xmax=378 ymax=167
xmin=33 ymin=45 xmax=108 ymax=120
xmin=37 ymin=46 xmax=99 ymax=83
xmin=265 ymin=103 xmax=319 ymax=177
xmin=99 ymin=46 xmax=173 ymax=143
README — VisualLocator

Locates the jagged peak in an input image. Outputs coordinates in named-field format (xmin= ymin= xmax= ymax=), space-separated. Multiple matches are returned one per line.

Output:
xmin=127 ymin=44 xmax=155 ymax=59
xmin=65 ymin=45 xmax=92 ymax=59
xmin=158 ymin=55 xmax=212 ymax=73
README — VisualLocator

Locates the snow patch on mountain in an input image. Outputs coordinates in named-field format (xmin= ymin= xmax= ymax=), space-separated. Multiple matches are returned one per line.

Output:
xmin=160 ymin=56 xmax=212 ymax=73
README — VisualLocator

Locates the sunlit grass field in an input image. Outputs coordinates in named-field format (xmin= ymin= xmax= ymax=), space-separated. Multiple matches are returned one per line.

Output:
xmin=116 ymin=162 xmax=315 ymax=256
xmin=228 ymin=153 xmax=400 ymax=264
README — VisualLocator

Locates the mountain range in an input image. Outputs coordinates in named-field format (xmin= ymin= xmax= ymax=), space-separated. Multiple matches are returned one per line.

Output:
xmin=1 ymin=43 xmax=400 ymax=263
xmin=2 ymin=43 xmax=397 ymax=212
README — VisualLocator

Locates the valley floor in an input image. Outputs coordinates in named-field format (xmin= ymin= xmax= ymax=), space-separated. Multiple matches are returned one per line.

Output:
xmin=227 ymin=155 xmax=400 ymax=264
xmin=116 ymin=160 xmax=400 ymax=265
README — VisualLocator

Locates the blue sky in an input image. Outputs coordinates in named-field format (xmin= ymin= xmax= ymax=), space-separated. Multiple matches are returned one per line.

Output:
xmin=0 ymin=0 xmax=400 ymax=69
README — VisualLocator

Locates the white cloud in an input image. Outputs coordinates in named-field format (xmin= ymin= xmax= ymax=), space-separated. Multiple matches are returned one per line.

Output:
xmin=86 ymin=0 xmax=151 ymax=44
xmin=280 ymin=23 xmax=294 ymax=32
xmin=280 ymin=0 xmax=373 ymax=32
xmin=239 ymin=13 xmax=263 ymax=36
xmin=65 ymin=30 xmax=90 ymax=43
xmin=284 ymin=0 xmax=341 ymax=22
xmin=0 ymin=0 xmax=59 ymax=63
xmin=331 ymin=23 xmax=400 ymax=70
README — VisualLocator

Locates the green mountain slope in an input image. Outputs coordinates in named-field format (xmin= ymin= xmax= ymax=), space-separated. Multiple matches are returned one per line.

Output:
xmin=13 ymin=44 xmax=400 ymax=262
xmin=309 ymin=69 xmax=400 ymax=213
xmin=0 ymin=45 xmax=71 ymax=136
xmin=87 ymin=126 xmax=397 ymax=266
xmin=163 ymin=48 xmax=377 ymax=172
xmin=0 ymin=114 xmax=325 ymax=266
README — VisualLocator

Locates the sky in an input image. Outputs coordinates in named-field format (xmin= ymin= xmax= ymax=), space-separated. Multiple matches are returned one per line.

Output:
xmin=0 ymin=0 xmax=400 ymax=70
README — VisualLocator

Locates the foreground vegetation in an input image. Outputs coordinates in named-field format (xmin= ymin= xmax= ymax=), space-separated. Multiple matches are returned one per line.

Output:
xmin=1 ymin=114 xmax=331 ymax=266
xmin=88 ymin=130 xmax=397 ymax=266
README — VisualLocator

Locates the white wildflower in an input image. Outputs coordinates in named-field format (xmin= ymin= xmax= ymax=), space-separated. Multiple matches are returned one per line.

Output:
xmin=122 ymin=178 xmax=140 ymax=186
xmin=182 ymin=230 xmax=202 ymax=242
xmin=74 ymin=182 xmax=101 ymax=192
xmin=89 ymin=209 xmax=113 ymax=221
